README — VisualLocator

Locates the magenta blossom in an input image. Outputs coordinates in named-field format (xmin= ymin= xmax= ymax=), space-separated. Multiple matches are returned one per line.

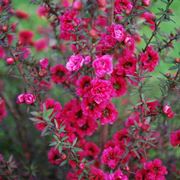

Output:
xmin=91 ymin=79 xmax=113 ymax=104
xmin=170 ymin=130 xmax=180 ymax=147
xmin=66 ymin=54 xmax=84 ymax=72
xmin=17 ymin=93 xmax=36 ymax=105
xmin=92 ymin=55 xmax=113 ymax=78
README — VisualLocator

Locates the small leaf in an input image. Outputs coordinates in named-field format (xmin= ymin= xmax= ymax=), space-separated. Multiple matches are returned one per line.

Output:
xmin=43 ymin=108 xmax=54 ymax=121
xmin=169 ymin=66 xmax=178 ymax=70
xmin=49 ymin=142 xmax=57 ymax=147
xmin=72 ymin=138 xmax=78 ymax=147
xmin=58 ymin=145 xmax=62 ymax=153
xmin=30 ymin=111 xmax=40 ymax=117
xmin=59 ymin=160 xmax=67 ymax=167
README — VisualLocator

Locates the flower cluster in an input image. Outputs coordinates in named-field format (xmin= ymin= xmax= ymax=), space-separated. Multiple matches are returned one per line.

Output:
xmin=0 ymin=0 xmax=179 ymax=179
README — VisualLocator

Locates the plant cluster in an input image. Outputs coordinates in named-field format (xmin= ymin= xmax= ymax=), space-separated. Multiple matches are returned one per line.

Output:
xmin=0 ymin=0 xmax=180 ymax=179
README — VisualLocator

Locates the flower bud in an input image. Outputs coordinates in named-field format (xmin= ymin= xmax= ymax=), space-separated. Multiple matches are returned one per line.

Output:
xmin=16 ymin=94 xmax=25 ymax=104
xmin=39 ymin=58 xmax=49 ymax=69
xmin=73 ymin=0 xmax=83 ymax=10
xmin=6 ymin=57 xmax=15 ymax=65
xmin=24 ymin=93 xmax=36 ymax=105
xmin=79 ymin=162 xmax=85 ymax=170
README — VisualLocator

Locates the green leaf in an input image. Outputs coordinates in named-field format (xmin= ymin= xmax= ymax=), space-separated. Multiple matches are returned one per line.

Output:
xmin=169 ymin=66 xmax=178 ymax=70
xmin=59 ymin=125 xmax=65 ymax=133
xmin=72 ymin=138 xmax=78 ymax=147
xmin=43 ymin=108 xmax=54 ymax=121
xmin=49 ymin=142 xmax=57 ymax=147
xmin=74 ymin=147 xmax=82 ymax=152
xmin=59 ymin=160 xmax=67 ymax=167
xmin=30 ymin=111 xmax=40 ymax=117
xmin=58 ymin=145 xmax=62 ymax=153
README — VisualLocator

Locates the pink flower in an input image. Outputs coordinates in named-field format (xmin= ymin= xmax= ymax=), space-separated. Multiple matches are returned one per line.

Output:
xmin=101 ymin=146 xmax=122 ymax=169
xmin=140 ymin=46 xmax=159 ymax=72
xmin=24 ymin=93 xmax=36 ymax=105
xmin=37 ymin=6 xmax=49 ymax=17
xmin=91 ymin=79 xmax=113 ymax=104
xmin=163 ymin=104 xmax=175 ymax=119
xmin=142 ymin=0 xmax=151 ymax=6
xmin=66 ymin=54 xmax=84 ymax=72
xmin=115 ymin=0 xmax=133 ymax=14
xmin=97 ymin=0 xmax=107 ymax=8
xmin=0 ymin=98 xmax=6 ymax=122
xmin=34 ymin=38 xmax=48 ymax=52
xmin=6 ymin=57 xmax=15 ymax=65
xmin=16 ymin=93 xmax=36 ymax=105
xmin=73 ymin=0 xmax=83 ymax=10
xmin=84 ymin=55 xmax=91 ymax=64
xmin=39 ymin=58 xmax=49 ymax=69
xmin=170 ymin=130 xmax=180 ymax=147
xmin=16 ymin=94 xmax=25 ymax=104
xmin=110 ymin=24 xmax=125 ymax=42
xmin=107 ymin=169 xmax=128 ymax=180
xmin=92 ymin=55 xmax=113 ymax=78
xmin=96 ymin=34 xmax=116 ymax=53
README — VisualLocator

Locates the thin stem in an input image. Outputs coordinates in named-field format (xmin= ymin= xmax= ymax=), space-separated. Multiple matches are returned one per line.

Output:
xmin=143 ymin=0 xmax=174 ymax=51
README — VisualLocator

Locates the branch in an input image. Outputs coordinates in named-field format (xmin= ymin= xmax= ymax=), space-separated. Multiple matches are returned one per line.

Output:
xmin=143 ymin=0 xmax=174 ymax=51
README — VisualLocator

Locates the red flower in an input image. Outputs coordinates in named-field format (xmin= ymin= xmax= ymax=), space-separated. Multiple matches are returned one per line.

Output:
xmin=115 ymin=0 xmax=133 ymax=14
xmin=90 ymin=79 xmax=113 ymax=104
xmin=76 ymin=76 xmax=92 ymax=97
xmin=89 ymin=166 xmax=105 ymax=180
xmin=101 ymin=146 xmax=122 ymax=169
xmin=0 ymin=46 xmax=5 ymax=58
xmin=109 ymin=24 xmax=125 ymax=42
xmin=17 ymin=93 xmax=36 ymax=105
xmin=34 ymin=38 xmax=48 ymax=52
xmin=0 ymin=98 xmax=6 ymax=122
xmin=51 ymin=64 xmax=69 ymax=84
xmin=100 ymin=102 xmax=118 ymax=125
xmin=135 ymin=159 xmax=168 ymax=180
xmin=170 ymin=130 xmax=180 ymax=147
xmin=118 ymin=52 xmax=137 ymax=75
xmin=24 ymin=93 xmax=36 ymax=105
xmin=140 ymin=46 xmax=159 ymax=72
xmin=15 ymin=10 xmax=29 ymax=19
xmin=163 ymin=104 xmax=175 ymax=119
xmin=19 ymin=30 xmax=34 ymax=45
xmin=111 ymin=77 xmax=127 ymax=97
xmin=141 ymin=12 xmax=155 ymax=30
xmin=48 ymin=147 xmax=65 ymax=165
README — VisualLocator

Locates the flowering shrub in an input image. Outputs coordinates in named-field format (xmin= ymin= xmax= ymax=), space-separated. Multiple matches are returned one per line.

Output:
xmin=0 ymin=0 xmax=180 ymax=179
